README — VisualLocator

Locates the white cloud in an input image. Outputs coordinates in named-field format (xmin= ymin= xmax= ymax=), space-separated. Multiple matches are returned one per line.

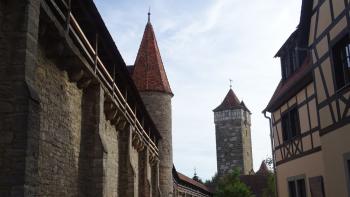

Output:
xmin=95 ymin=0 xmax=302 ymax=180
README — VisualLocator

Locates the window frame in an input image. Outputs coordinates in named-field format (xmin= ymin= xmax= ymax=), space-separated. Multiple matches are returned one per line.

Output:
xmin=287 ymin=175 xmax=308 ymax=197
xmin=281 ymin=47 xmax=298 ymax=80
xmin=281 ymin=106 xmax=301 ymax=142
xmin=331 ymin=33 xmax=350 ymax=91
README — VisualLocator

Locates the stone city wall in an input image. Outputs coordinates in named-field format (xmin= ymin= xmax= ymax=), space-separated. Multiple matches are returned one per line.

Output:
xmin=0 ymin=0 xmax=41 ymax=195
xmin=0 ymin=1 xmax=160 ymax=196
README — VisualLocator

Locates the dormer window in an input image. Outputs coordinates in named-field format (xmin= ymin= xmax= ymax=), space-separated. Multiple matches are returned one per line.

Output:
xmin=281 ymin=46 xmax=298 ymax=80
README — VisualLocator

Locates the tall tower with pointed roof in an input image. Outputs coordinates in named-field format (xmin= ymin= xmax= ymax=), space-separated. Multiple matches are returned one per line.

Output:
xmin=213 ymin=88 xmax=253 ymax=176
xmin=131 ymin=12 xmax=173 ymax=196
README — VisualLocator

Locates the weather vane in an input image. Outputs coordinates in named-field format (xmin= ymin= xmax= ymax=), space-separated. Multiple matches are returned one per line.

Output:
xmin=229 ymin=79 xmax=233 ymax=89
xmin=148 ymin=7 xmax=151 ymax=23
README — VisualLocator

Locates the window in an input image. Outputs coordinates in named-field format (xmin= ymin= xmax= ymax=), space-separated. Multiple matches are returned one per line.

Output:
xmin=282 ymin=48 xmax=298 ymax=80
xmin=297 ymin=179 xmax=307 ymax=197
xmin=289 ymin=181 xmax=297 ymax=197
xmin=282 ymin=107 xmax=301 ymax=142
xmin=332 ymin=34 xmax=350 ymax=90
xmin=288 ymin=177 xmax=307 ymax=197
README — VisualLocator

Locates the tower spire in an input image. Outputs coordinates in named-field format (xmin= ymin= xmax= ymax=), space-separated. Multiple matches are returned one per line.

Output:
xmin=148 ymin=7 xmax=151 ymax=23
xmin=132 ymin=12 xmax=173 ymax=196
xmin=132 ymin=10 xmax=173 ymax=95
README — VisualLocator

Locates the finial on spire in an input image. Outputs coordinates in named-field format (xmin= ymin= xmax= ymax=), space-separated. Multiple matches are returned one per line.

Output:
xmin=229 ymin=79 xmax=233 ymax=89
xmin=148 ymin=7 xmax=151 ymax=23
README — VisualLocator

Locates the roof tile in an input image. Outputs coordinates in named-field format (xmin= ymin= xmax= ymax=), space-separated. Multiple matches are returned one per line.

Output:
xmin=213 ymin=89 xmax=243 ymax=112
xmin=132 ymin=21 xmax=173 ymax=95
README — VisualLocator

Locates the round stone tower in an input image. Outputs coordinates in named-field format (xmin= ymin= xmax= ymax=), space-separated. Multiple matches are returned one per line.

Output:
xmin=213 ymin=88 xmax=253 ymax=177
xmin=131 ymin=13 xmax=174 ymax=196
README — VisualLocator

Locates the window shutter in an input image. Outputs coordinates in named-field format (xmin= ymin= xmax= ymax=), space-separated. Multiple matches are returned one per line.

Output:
xmin=309 ymin=176 xmax=325 ymax=197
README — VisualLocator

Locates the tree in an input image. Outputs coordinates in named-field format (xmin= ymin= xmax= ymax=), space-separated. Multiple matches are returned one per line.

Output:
xmin=204 ymin=173 xmax=219 ymax=190
xmin=264 ymin=157 xmax=274 ymax=170
xmin=262 ymin=157 xmax=276 ymax=197
xmin=262 ymin=173 xmax=276 ymax=197
xmin=192 ymin=171 xmax=203 ymax=184
xmin=214 ymin=169 xmax=254 ymax=197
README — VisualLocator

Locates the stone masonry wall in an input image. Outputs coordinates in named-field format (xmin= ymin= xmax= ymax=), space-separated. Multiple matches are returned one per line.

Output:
xmin=151 ymin=161 xmax=161 ymax=197
xmin=35 ymin=48 xmax=83 ymax=196
xmin=0 ymin=0 xmax=41 ymax=196
xmin=215 ymin=110 xmax=253 ymax=176
xmin=139 ymin=149 xmax=151 ymax=197
xmin=130 ymin=139 xmax=140 ymax=196
xmin=79 ymin=86 xmax=104 ymax=197
xmin=100 ymin=92 xmax=119 ymax=197
xmin=35 ymin=46 xmax=123 ymax=197
xmin=242 ymin=122 xmax=253 ymax=174
xmin=0 ymin=1 xmax=160 ymax=196
xmin=140 ymin=92 xmax=173 ymax=196
xmin=118 ymin=126 xmax=138 ymax=197
xmin=215 ymin=118 xmax=244 ymax=176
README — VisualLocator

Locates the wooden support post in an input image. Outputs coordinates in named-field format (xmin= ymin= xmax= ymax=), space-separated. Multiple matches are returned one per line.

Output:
xmin=112 ymin=64 xmax=116 ymax=99
xmin=134 ymin=105 xmax=137 ymax=124
xmin=94 ymin=33 xmax=99 ymax=73
xmin=124 ymin=89 xmax=128 ymax=111
xmin=65 ymin=0 xmax=72 ymax=34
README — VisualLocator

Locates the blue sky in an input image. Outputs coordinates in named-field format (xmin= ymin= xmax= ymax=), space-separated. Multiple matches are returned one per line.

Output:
xmin=94 ymin=0 xmax=302 ymax=180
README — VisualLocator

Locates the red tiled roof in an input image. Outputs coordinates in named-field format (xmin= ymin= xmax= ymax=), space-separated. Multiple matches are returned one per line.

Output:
xmin=132 ymin=21 xmax=173 ymax=95
xmin=177 ymin=172 xmax=213 ymax=193
xmin=264 ymin=55 xmax=313 ymax=112
xmin=213 ymin=89 xmax=242 ymax=112
xmin=256 ymin=161 xmax=271 ymax=176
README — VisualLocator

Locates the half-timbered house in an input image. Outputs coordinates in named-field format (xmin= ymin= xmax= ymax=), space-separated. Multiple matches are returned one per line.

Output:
xmin=264 ymin=0 xmax=350 ymax=197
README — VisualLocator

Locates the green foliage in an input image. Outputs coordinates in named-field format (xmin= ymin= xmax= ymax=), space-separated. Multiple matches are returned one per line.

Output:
xmin=204 ymin=173 xmax=219 ymax=189
xmin=264 ymin=157 xmax=273 ymax=169
xmin=262 ymin=157 xmax=276 ymax=197
xmin=192 ymin=173 xmax=204 ymax=184
xmin=262 ymin=173 xmax=276 ymax=197
xmin=214 ymin=169 xmax=254 ymax=197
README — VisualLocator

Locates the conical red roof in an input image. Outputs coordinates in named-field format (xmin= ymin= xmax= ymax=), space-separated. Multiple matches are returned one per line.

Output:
xmin=132 ymin=20 xmax=172 ymax=95
xmin=213 ymin=89 xmax=242 ymax=112
xmin=256 ymin=161 xmax=270 ymax=176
